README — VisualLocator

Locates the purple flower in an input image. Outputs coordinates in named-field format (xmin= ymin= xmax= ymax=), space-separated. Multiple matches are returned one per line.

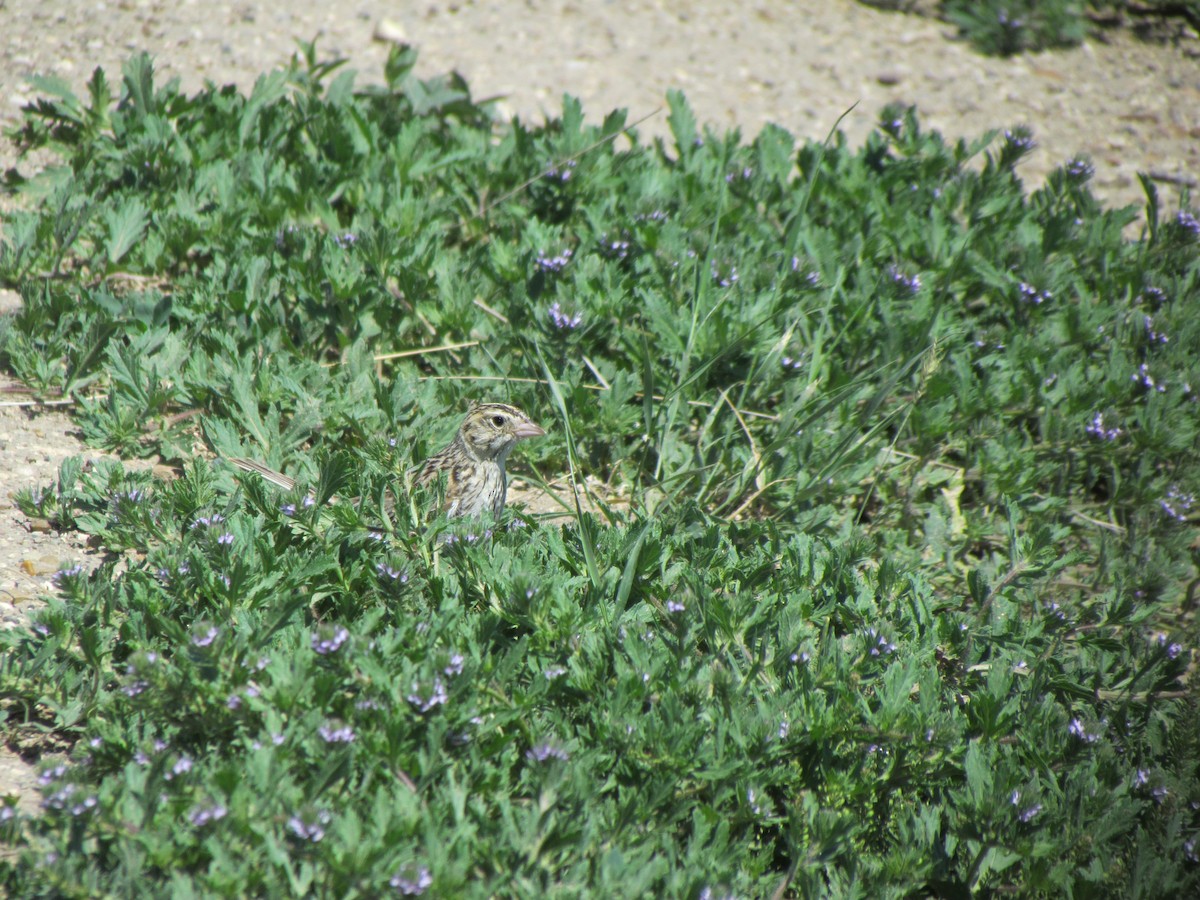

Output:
xmin=536 ymin=248 xmax=573 ymax=273
xmin=1065 ymin=156 xmax=1094 ymax=180
xmin=37 ymin=764 xmax=68 ymax=786
xmin=41 ymin=783 xmax=75 ymax=810
xmin=1004 ymin=126 xmax=1036 ymax=154
xmin=1159 ymin=486 xmax=1194 ymax=523
xmin=1142 ymin=286 xmax=1167 ymax=307
xmin=1010 ymin=789 xmax=1042 ymax=822
xmin=43 ymin=785 xmax=98 ymax=817
xmin=318 ymin=721 xmax=356 ymax=744
xmin=777 ymin=719 xmax=790 ymax=740
xmin=543 ymin=665 xmax=568 ymax=681
xmin=1085 ymin=412 xmax=1122 ymax=442
xmin=443 ymin=654 xmax=465 ymax=677
xmin=1067 ymin=718 xmax=1101 ymax=743
xmin=710 ymin=261 xmax=739 ymax=287
xmin=216 ymin=532 xmax=234 ymax=546
xmin=406 ymin=677 xmax=448 ymax=713
xmin=312 ymin=625 xmax=350 ymax=655
xmin=548 ymin=301 xmax=583 ymax=330
xmin=1143 ymin=315 xmax=1169 ymax=345
xmin=191 ymin=623 xmax=220 ymax=647
xmin=287 ymin=809 xmax=331 ymax=842
xmin=1176 ymin=210 xmax=1200 ymax=239
xmin=1018 ymin=802 xmax=1042 ymax=822
xmin=121 ymin=680 xmax=150 ymax=698
xmin=866 ymin=628 xmax=896 ymax=657
xmin=165 ymin=755 xmax=193 ymax=780
xmin=1131 ymin=362 xmax=1166 ymax=393
xmin=666 ymin=600 xmax=685 ymax=614
xmin=545 ymin=160 xmax=576 ymax=182
xmin=376 ymin=562 xmax=409 ymax=583
xmin=526 ymin=740 xmax=570 ymax=763
xmin=599 ymin=232 xmax=632 ymax=260
xmin=390 ymin=863 xmax=433 ymax=895
xmin=188 ymin=802 xmax=227 ymax=827
xmin=1017 ymin=281 xmax=1051 ymax=305
xmin=53 ymin=564 xmax=85 ymax=587
xmin=747 ymin=788 xmax=763 ymax=814
xmin=887 ymin=265 xmax=921 ymax=294
xmin=1155 ymin=634 xmax=1184 ymax=658
xmin=226 ymin=694 xmax=242 ymax=710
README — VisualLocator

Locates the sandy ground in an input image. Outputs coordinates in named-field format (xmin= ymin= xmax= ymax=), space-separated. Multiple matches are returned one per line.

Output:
xmin=1 ymin=0 xmax=1198 ymax=814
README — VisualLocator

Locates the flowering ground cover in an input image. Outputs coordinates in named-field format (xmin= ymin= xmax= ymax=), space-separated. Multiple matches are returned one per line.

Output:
xmin=0 ymin=48 xmax=1197 ymax=896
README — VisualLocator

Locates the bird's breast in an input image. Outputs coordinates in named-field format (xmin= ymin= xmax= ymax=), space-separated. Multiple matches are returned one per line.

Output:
xmin=447 ymin=459 xmax=506 ymax=519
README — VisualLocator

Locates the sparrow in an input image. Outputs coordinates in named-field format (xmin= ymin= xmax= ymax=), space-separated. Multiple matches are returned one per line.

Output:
xmin=228 ymin=402 xmax=545 ymax=520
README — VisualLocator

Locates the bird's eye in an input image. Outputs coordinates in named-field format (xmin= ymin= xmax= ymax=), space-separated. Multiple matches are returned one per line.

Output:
xmin=492 ymin=415 xmax=505 ymax=427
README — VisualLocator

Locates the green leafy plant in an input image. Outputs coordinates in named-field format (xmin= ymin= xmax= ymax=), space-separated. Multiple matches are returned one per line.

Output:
xmin=1 ymin=47 xmax=1197 ymax=897
xmin=943 ymin=0 xmax=1088 ymax=54
xmin=859 ymin=0 xmax=1200 ymax=56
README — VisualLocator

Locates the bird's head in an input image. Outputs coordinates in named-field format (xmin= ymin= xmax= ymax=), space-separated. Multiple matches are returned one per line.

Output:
xmin=458 ymin=402 xmax=545 ymax=462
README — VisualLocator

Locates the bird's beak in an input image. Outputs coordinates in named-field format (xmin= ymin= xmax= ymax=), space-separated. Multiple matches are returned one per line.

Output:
xmin=513 ymin=421 xmax=546 ymax=440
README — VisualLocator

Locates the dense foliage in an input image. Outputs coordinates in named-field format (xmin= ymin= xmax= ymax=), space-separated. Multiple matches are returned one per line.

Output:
xmin=862 ymin=0 xmax=1200 ymax=56
xmin=1 ymin=47 xmax=1197 ymax=897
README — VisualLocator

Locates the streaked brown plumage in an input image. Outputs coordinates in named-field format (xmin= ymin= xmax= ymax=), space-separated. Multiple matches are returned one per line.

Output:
xmin=228 ymin=402 xmax=545 ymax=520
xmin=413 ymin=402 xmax=545 ymax=518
